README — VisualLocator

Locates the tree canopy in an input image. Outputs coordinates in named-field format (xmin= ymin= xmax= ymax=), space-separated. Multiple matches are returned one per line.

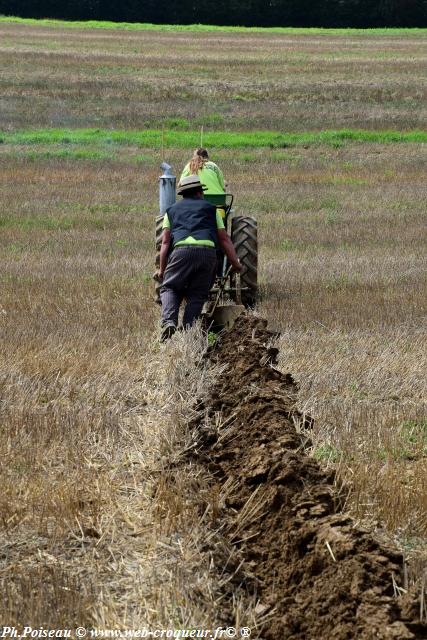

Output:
xmin=0 ymin=0 xmax=426 ymax=27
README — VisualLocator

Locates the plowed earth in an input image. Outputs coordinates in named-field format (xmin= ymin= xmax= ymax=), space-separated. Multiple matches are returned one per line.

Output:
xmin=193 ymin=316 xmax=427 ymax=639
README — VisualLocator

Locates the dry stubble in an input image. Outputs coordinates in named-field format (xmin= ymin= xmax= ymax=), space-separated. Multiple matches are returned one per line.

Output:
xmin=1 ymin=19 xmax=427 ymax=628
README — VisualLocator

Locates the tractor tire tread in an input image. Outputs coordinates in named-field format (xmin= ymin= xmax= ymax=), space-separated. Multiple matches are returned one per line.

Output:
xmin=231 ymin=216 xmax=258 ymax=307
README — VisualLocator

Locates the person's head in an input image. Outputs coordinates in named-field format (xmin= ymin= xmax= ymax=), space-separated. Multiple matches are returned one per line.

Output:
xmin=189 ymin=148 xmax=209 ymax=174
xmin=195 ymin=148 xmax=209 ymax=159
xmin=176 ymin=175 xmax=205 ymax=198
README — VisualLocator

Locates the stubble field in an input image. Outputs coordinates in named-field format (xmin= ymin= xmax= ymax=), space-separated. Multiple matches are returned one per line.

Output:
xmin=0 ymin=19 xmax=426 ymax=633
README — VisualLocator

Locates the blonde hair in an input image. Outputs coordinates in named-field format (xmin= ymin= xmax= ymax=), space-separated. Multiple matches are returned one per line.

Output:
xmin=189 ymin=148 xmax=209 ymax=174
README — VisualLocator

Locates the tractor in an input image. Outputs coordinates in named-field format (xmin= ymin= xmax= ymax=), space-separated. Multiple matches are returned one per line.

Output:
xmin=155 ymin=163 xmax=258 ymax=330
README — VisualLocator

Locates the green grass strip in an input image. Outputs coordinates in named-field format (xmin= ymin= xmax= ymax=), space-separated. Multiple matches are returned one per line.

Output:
xmin=1 ymin=128 xmax=426 ymax=149
xmin=1 ymin=16 xmax=426 ymax=37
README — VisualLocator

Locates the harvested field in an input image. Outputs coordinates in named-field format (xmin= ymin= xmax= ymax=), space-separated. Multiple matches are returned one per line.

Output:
xmin=1 ymin=139 xmax=426 ymax=632
xmin=0 ymin=21 xmax=426 ymax=131
xmin=0 ymin=17 xmax=427 ymax=635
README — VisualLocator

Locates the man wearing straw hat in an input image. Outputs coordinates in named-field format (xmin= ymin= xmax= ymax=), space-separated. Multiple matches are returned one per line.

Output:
xmin=157 ymin=175 xmax=241 ymax=342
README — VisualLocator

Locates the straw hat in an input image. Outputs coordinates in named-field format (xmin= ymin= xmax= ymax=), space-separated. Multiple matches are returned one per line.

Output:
xmin=176 ymin=175 xmax=207 ymax=195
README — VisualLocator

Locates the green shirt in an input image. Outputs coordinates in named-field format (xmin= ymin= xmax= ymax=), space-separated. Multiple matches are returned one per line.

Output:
xmin=163 ymin=210 xmax=225 ymax=247
xmin=181 ymin=161 xmax=225 ymax=195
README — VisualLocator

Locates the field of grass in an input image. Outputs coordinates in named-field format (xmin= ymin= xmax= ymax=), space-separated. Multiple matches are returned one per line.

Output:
xmin=2 ymin=16 xmax=426 ymax=35
xmin=1 ymin=20 xmax=426 ymax=132
xmin=0 ymin=18 xmax=426 ymax=631
xmin=2 ymin=127 xmax=427 ymax=148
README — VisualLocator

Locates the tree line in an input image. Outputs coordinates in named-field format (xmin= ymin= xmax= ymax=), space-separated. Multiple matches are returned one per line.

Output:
xmin=1 ymin=0 xmax=426 ymax=27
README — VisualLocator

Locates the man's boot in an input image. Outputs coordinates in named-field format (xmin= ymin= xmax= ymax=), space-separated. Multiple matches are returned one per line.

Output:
xmin=160 ymin=322 xmax=176 ymax=343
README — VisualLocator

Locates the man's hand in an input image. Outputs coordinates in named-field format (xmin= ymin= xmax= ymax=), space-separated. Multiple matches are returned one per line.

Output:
xmin=217 ymin=230 xmax=242 ymax=274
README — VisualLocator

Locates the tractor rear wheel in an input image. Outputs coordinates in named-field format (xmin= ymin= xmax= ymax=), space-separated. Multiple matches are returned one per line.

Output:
xmin=231 ymin=216 xmax=258 ymax=307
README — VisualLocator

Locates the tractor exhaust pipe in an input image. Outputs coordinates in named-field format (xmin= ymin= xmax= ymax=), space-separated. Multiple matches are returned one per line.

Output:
xmin=159 ymin=162 xmax=176 ymax=215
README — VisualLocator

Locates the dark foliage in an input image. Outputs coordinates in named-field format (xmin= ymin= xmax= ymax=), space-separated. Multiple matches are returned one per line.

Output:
xmin=0 ymin=0 xmax=426 ymax=27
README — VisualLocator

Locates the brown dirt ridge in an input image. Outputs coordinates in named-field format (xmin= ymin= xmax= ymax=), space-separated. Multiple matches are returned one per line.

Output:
xmin=193 ymin=315 xmax=427 ymax=640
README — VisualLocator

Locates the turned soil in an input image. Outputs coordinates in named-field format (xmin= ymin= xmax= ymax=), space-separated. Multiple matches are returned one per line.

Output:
xmin=194 ymin=315 xmax=427 ymax=640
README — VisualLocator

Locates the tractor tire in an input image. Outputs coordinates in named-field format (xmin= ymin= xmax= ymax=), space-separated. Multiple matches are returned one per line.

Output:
xmin=154 ymin=215 xmax=163 ymax=304
xmin=231 ymin=216 xmax=258 ymax=307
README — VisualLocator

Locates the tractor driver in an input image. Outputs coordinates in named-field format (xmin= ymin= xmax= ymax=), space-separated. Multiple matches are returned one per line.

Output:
xmin=181 ymin=148 xmax=226 ymax=194
xmin=181 ymin=148 xmax=227 ymax=216
xmin=157 ymin=175 xmax=241 ymax=342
